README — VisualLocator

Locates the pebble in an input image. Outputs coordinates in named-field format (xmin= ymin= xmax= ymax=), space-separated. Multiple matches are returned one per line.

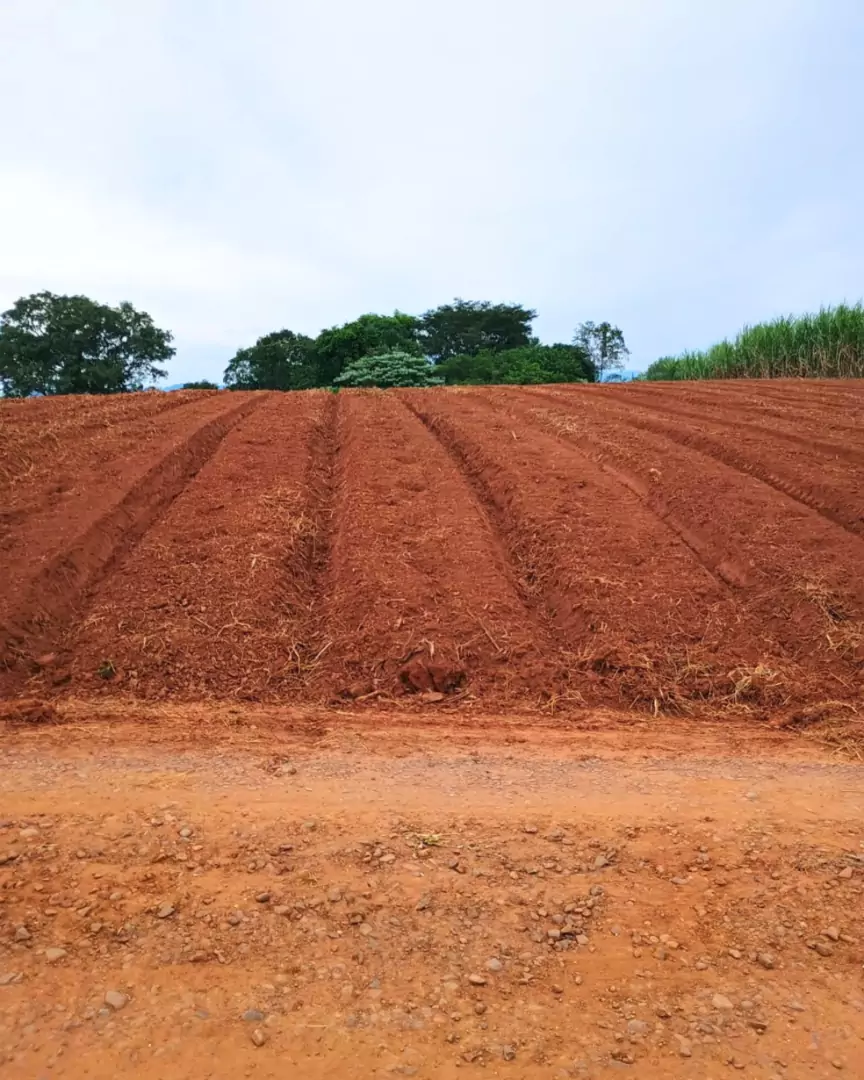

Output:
xmin=14 ymin=926 xmax=31 ymax=942
xmin=19 ymin=827 xmax=40 ymax=840
xmin=250 ymin=1028 xmax=268 ymax=1047
xmin=242 ymin=1009 xmax=265 ymax=1022
xmin=255 ymin=892 xmax=271 ymax=904
xmin=712 ymin=994 xmax=734 ymax=1011
xmin=486 ymin=958 xmax=503 ymax=972
xmin=838 ymin=867 xmax=853 ymax=880
xmin=156 ymin=903 xmax=176 ymax=919
xmin=104 ymin=990 xmax=128 ymax=1010
xmin=468 ymin=974 xmax=487 ymax=986
xmin=675 ymin=1035 xmax=693 ymax=1058
xmin=824 ymin=926 xmax=841 ymax=942
xmin=757 ymin=951 xmax=777 ymax=970
xmin=812 ymin=941 xmax=834 ymax=957
xmin=502 ymin=1045 xmax=516 ymax=1061
xmin=327 ymin=888 xmax=343 ymax=903
xmin=627 ymin=1019 xmax=649 ymax=1035
xmin=45 ymin=948 xmax=67 ymax=962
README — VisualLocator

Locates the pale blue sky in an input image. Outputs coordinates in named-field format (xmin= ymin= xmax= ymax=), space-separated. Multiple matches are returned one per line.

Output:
xmin=2 ymin=0 xmax=862 ymax=381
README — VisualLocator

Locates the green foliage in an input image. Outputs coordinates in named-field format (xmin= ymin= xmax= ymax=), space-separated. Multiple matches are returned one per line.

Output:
xmin=315 ymin=312 xmax=420 ymax=384
xmin=420 ymin=299 xmax=536 ymax=364
xmin=0 ymin=291 xmax=174 ymax=397
xmin=223 ymin=330 xmax=317 ymax=391
xmin=334 ymin=350 xmax=443 ymax=388
xmin=438 ymin=343 xmax=593 ymax=385
xmin=181 ymin=379 xmax=220 ymax=390
xmin=644 ymin=304 xmax=864 ymax=381
xmin=573 ymin=321 xmax=629 ymax=382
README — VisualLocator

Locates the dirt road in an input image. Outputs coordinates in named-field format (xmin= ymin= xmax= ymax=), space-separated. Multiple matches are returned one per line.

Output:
xmin=1 ymin=708 xmax=862 ymax=1079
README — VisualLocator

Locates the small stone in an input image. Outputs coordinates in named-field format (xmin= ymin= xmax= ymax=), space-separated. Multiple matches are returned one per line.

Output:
xmin=0 ymin=972 xmax=23 ymax=986
xmin=14 ymin=926 xmax=30 ymax=942
xmin=712 ymin=994 xmax=734 ymax=1011
xmin=474 ymin=1003 xmax=487 ymax=1015
xmin=104 ymin=990 xmax=128 ymax=1010
xmin=523 ymin=825 xmax=538 ymax=834
xmin=838 ymin=867 xmax=853 ymax=880
xmin=302 ymin=821 xmax=317 ymax=832
xmin=242 ymin=1009 xmax=265 ymax=1022
xmin=19 ymin=827 xmax=40 ymax=840
xmin=655 ymin=1006 xmax=671 ymax=1019
xmin=502 ymin=1045 xmax=516 ymax=1061
xmin=728 ymin=948 xmax=743 ymax=959
xmin=670 ymin=876 xmax=687 ymax=886
xmin=593 ymin=855 xmax=609 ymax=870
xmin=379 ymin=853 xmax=396 ymax=864
xmin=255 ymin=892 xmax=271 ymax=904
xmin=273 ymin=905 xmax=290 ymax=916
xmin=327 ymin=888 xmax=343 ymax=903
xmin=675 ymin=1035 xmax=693 ymax=1058
xmin=831 ymin=1060 xmax=844 ymax=1070
xmin=824 ymin=926 xmax=841 ymax=942
xmin=576 ymin=934 xmax=590 ymax=946
xmin=44 ymin=948 xmax=67 ymax=962
xmin=627 ymin=1019 xmax=649 ymax=1035
xmin=277 ymin=763 xmax=297 ymax=776
xmin=156 ymin=903 xmax=175 ymax=919
xmin=468 ymin=974 xmax=487 ymax=986
xmin=250 ymin=1028 xmax=268 ymax=1047
xmin=811 ymin=941 xmax=834 ymax=957
xmin=179 ymin=827 xmax=193 ymax=838
xmin=486 ymin=958 xmax=503 ymax=972
xmin=757 ymin=951 xmax=777 ymax=970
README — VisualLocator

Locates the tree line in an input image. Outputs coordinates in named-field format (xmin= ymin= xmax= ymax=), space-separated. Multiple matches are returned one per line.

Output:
xmin=0 ymin=291 xmax=629 ymax=397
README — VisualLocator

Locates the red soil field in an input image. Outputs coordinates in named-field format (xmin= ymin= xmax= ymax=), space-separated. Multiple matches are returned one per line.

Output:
xmin=1 ymin=382 xmax=863 ymax=718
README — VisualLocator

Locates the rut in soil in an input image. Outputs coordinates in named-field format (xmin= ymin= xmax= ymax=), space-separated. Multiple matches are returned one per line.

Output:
xmin=0 ymin=395 xmax=265 ymax=696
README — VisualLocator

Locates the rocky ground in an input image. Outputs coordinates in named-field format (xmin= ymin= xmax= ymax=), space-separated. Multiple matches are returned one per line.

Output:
xmin=1 ymin=706 xmax=863 ymax=1078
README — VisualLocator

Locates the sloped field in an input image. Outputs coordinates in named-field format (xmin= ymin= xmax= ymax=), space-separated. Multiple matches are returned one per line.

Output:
xmin=2 ymin=382 xmax=863 ymax=718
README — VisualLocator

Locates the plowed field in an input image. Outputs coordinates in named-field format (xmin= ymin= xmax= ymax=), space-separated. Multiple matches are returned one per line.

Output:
xmin=2 ymin=382 xmax=864 ymax=1080
xmin=1 ymin=381 xmax=863 ymax=718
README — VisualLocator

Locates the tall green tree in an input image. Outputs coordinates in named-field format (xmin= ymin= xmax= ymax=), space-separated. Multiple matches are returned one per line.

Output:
xmin=314 ymin=312 xmax=420 ymax=384
xmin=0 ymin=291 xmax=174 ymax=397
xmin=223 ymin=329 xmax=317 ymax=390
xmin=419 ymin=299 xmax=536 ymax=363
xmin=573 ymin=321 xmax=629 ymax=382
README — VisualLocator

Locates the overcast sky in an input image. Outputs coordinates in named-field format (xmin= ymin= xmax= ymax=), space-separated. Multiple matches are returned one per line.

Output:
xmin=2 ymin=0 xmax=862 ymax=382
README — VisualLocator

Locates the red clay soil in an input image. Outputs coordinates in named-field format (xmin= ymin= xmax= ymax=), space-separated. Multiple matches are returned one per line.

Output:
xmin=0 ymin=392 xmax=265 ymax=694
xmin=59 ymin=393 xmax=331 ymax=702
xmin=315 ymin=391 xmax=562 ymax=705
xmin=399 ymin=389 xmax=785 ymax=713
xmin=492 ymin=386 xmax=864 ymax=696
xmin=1 ymin=384 xmax=863 ymax=719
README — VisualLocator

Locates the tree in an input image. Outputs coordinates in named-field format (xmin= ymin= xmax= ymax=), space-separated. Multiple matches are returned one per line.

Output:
xmin=438 ymin=343 xmax=593 ymax=385
xmin=334 ymin=350 xmax=443 ymax=388
xmin=0 ymin=291 xmax=174 ymax=397
xmin=419 ymin=299 xmax=536 ymax=363
xmin=181 ymin=380 xmax=219 ymax=390
xmin=223 ymin=330 xmax=317 ymax=390
xmin=314 ymin=313 xmax=420 ymax=385
xmin=572 ymin=321 xmax=629 ymax=382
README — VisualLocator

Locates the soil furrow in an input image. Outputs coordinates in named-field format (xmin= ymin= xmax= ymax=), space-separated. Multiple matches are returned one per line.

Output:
xmin=588 ymin=385 xmax=864 ymax=466
xmin=1 ymin=394 xmax=265 ymax=694
xmin=530 ymin=386 xmax=864 ymax=540
xmin=400 ymin=389 xmax=770 ymax=714
xmin=55 ymin=393 xmax=336 ymax=702
xmin=315 ymin=391 xmax=562 ymax=707
xmin=499 ymin=387 xmax=864 ymax=702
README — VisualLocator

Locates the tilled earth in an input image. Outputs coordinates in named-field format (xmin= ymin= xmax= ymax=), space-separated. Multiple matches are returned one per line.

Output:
xmin=1 ymin=709 xmax=863 ymax=1079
